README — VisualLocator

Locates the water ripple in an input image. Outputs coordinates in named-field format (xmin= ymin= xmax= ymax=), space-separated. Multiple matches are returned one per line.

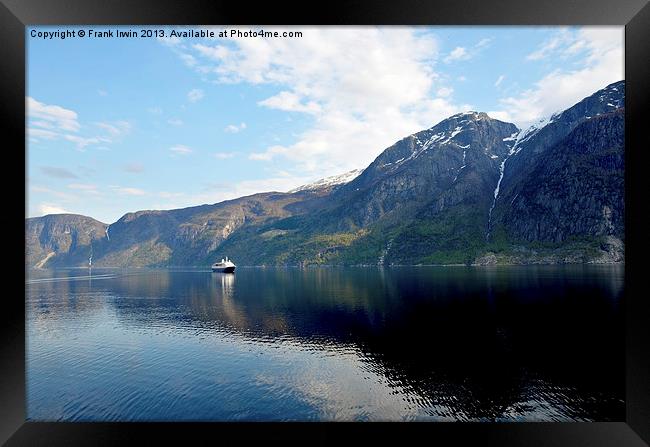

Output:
xmin=26 ymin=267 xmax=624 ymax=421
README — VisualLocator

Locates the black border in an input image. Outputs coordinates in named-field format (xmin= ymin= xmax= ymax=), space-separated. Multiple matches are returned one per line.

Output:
xmin=3 ymin=0 xmax=649 ymax=445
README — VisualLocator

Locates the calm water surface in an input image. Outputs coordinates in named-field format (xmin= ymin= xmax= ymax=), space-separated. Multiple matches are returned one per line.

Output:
xmin=26 ymin=266 xmax=624 ymax=421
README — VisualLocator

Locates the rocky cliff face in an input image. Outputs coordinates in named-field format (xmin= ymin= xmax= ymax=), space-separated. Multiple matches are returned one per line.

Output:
xmin=25 ymin=214 xmax=107 ymax=268
xmin=497 ymin=80 xmax=625 ymax=214
xmin=493 ymin=110 xmax=624 ymax=244
xmin=26 ymin=81 xmax=625 ymax=267
xmin=484 ymin=81 xmax=625 ymax=264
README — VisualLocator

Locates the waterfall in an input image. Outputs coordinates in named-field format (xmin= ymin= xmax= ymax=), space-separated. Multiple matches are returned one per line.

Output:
xmin=453 ymin=150 xmax=467 ymax=183
xmin=486 ymin=149 xmax=515 ymax=241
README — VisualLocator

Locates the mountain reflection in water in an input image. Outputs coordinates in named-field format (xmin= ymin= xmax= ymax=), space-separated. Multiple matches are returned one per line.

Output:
xmin=26 ymin=266 xmax=624 ymax=421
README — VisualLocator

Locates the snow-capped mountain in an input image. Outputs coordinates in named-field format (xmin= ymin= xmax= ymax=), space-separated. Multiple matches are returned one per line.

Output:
xmin=490 ymin=80 xmax=625 ymax=251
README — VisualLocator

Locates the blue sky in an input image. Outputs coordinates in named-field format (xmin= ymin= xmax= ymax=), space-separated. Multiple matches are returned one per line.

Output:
xmin=27 ymin=26 xmax=623 ymax=223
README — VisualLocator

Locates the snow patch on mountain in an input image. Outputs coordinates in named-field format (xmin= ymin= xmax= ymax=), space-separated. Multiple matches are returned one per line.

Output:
xmin=502 ymin=131 xmax=518 ymax=142
xmin=598 ymin=83 xmax=625 ymax=108
xmin=290 ymin=169 xmax=364 ymax=192
xmin=403 ymin=123 xmax=470 ymax=164
xmin=504 ymin=111 xmax=560 ymax=159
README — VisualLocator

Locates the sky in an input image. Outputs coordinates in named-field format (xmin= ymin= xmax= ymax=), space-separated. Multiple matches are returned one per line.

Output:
xmin=26 ymin=26 xmax=624 ymax=224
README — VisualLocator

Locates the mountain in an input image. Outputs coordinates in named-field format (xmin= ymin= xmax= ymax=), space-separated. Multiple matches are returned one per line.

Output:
xmin=26 ymin=190 xmax=328 ymax=268
xmin=26 ymin=81 xmax=625 ymax=268
xmin=25 ymin=214 xmax=108 ymax=268
xmin=486 ymin=80 xmax=625 ymax=264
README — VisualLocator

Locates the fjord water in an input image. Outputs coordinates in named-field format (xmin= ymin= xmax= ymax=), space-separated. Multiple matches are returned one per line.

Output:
xmin=26 ymin=266 xmax=624 ymax=421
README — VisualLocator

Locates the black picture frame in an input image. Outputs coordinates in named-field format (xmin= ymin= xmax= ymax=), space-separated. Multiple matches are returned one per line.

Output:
xmin=3 ymin=0 xmax=649 ymax=445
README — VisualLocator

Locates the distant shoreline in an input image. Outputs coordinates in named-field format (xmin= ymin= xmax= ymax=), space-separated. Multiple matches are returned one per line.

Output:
xmin=27 ymin=261 xmax=624 ymax=271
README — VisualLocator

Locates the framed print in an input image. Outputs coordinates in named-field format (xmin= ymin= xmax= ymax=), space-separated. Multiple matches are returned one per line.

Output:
xmin=2 ymin=0 xmax=649 ymax=445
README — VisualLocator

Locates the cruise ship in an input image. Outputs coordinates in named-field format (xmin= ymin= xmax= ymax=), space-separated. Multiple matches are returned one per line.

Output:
xmin=211 ymin=256 xmax=236 ymax=273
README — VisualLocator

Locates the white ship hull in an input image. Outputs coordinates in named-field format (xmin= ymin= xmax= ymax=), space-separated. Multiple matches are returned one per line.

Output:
xmin=211 ymin=257 xmax=236 ymax=273
xmin=211 ymin=265 xmax=235 ymax=273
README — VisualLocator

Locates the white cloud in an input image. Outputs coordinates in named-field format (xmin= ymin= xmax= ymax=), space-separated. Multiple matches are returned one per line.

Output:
xmin=526 ymin=28 xmax=574 ymax=61
xmin=170 ymin=144 xmax=193 ymax=155
xmin=27 ymin=97 xmax=129 ymax=150
xmin=28 ymin=127 xmax=58 ymax=141
xmin=565 ymin=40 xmax=588 ymax=56
xmin=249 ymin=145 xmax=289 ymax=161
xmin=193 ymin=43 xmax=230 ymax=59
xmin=94 ymin=120 xmax=131 ymax=137
xmin=187 ymin=88 xmax=204 ymax=102
xmin=157 ymin=34 xmax=182 ymax=47
xmin=248 ymin=96 xmax=469 ymax=172
xmin=179 ymin=53 xmax=197 ymax=67
xmin=31 ymin=120 xmax=54 ymax=129
xmin=148 ymin=106 xmax=163 ymax=114
xmin=444 ymin=47 xmax=469 ymax=63
xmin=39 ymin=203 xmax=71 ymax=215
xmin=168 ymin=27 xmax=472 ymax=176
xmin=476 ymin=38 xmax=492 ymax=48
xmin=494 ymin=75 xmax=505 ymax=88
xmin=64 ymin=134 xmax=109 ymax=151
xmin=158 ymin=34 xmax=204 ymax=70
xmin=97 ymin=89 xmax=108 ymax=96
xmin=224 ymin=122 xmax=247 ymax=133
xmin=486 ymin=110 xmax=512 ymax=122
xmin=26 ymin=97 xmax=80 ymax=132
xmin=492 ymin=27 xmax=623 ymax=127
xmin=444 ymin=37 xmax=492 ymax=64
xmin=436 ymin=87 xmax=453 ymax=98
xmin=258 ymin=91 xmax=321 ymax=114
